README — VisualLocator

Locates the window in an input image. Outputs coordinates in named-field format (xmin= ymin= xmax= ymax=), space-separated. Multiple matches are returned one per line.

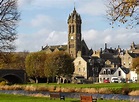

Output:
xmin=108 ymin=69 xmax=111 ymax=74
xmin=79 ymin=61 xmax=81 ymax=65
xmin=69 ymin=25 xmax=71 ymax=33
xmin=118 ymin=71 xmax=121 ymax=76
xmin=83 ymin=67 xmax=85 ymax=72
xmin=106 ymin=69 xmax=108 ymax=74
xmin=72 ymin=25 xmax=74 ymax=33
xmin=129 ymin=62 xmax=131 ymax=65
xmin=79 ymin=68 xmax=81 ymax=72
xmin=100 ymin=78 xmax=102 ymax=82
xmin=104 ymin=71 xmax=106 ymax=74
xmin=70 ymin=44 xmax=74 ymax=48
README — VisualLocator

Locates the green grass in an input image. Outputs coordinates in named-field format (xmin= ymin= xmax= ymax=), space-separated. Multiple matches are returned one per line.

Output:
xmin=0 ymin=94 xmax=130 ymax=102
xmin=24 ymin=83 xmax=139 ymax=89
xmin=0 ymin=94 xmax=77 ymax=102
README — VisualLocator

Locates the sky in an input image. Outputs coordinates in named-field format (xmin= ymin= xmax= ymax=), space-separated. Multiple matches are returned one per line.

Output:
xmin=16 ymin=0 xmax=139 ymax=52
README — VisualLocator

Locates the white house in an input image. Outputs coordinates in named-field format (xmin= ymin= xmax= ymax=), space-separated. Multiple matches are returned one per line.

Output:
xmin=99 ymin=67 xmax=130 ymax=83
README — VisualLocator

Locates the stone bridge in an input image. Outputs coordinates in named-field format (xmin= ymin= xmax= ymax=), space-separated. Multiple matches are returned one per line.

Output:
xmin=0 ymin=69 xmax=27 ymax=84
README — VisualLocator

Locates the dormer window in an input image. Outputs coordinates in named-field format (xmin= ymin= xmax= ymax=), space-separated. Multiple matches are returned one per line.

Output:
xmin=104 ymin=70 xmax=106 ymax=74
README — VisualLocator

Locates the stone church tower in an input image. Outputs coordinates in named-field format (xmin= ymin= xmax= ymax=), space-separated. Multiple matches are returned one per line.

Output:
xmin=42 ymin=8 xmax=91 ymax=58
xmin=67 ymin=8 xmax=82 ymax=58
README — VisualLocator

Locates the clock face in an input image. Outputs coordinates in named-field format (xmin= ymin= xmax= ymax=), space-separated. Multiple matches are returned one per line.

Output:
xmin=71 ymin=36 xmax=73 ymax=39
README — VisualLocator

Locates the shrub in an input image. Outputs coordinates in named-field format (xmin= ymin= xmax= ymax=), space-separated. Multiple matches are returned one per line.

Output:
xmin=0 ymin=81 xmax=7 ymax=86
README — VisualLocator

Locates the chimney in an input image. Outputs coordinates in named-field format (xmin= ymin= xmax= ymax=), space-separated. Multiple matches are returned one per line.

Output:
xmin=105 ymin=43 xmax=107 ymax=49
xmin=77 ymin=51 xmax=82 ymax=57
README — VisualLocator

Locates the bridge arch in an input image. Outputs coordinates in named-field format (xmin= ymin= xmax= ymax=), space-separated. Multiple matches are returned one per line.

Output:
xmin=0 ymin=69 xmax=27 ymax=84
xmin=1 ymin=74 xmax=24 ymax=84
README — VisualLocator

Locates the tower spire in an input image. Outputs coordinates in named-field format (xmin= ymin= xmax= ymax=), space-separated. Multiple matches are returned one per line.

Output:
xmin=74 ymin=2 xmax=75 ymax=9
xmin=73 ymin=1 xmax=76 ymax=12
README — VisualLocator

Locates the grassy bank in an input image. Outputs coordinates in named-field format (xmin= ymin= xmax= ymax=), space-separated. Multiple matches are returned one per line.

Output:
xmin=0 ymin=94 xmax=130 ymax=102
xmin=22 ymin=83 xmax=139 ymax=95
xmin=26 ymin=83 xmax=139 ymax=89
xmin=0 ymin=83 xmax=139 ymax=95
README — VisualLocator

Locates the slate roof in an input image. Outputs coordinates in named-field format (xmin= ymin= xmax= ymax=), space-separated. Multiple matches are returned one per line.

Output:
xmin=128 ymin=53 xmax=139 ymax=58
xmin=99 ymin=67 xmax=130 ymax=75
xmin=42 ymin=45 xmax=67 ymax=52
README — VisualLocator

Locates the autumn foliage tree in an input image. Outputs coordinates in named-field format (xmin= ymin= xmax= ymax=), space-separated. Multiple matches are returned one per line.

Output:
xmin=25 ymin=51 xmax=46 ymax=83
xmin=25 ymin=51 xmax=74 ymax=83
xmin=44 ymin=51 xmax=74 ymax=83
xmin=132 ymin=57 xmax=139 ymax=73
xmin=0 ymin=0 xmax=20 ymax=52
xmin=0 ymin=52 xmax=28 ymax=69
xmin=107 ymin=0 xmax=139 ymax=28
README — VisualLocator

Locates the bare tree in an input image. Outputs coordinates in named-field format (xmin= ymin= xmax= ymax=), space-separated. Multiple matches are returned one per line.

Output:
xmin=107 ymin=0 xmax=139 ymax=28
xmin=0 ymin=0 xmax=20 ymax=52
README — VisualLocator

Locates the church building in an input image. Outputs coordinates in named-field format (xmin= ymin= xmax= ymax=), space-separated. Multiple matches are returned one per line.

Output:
xmin=42 ymin=8 xmax=92 ymax=58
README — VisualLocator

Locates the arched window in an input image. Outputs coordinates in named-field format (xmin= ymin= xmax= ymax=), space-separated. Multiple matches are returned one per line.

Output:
xmin=69 ymin=25 xmax=71 ymax=33
xmin=72 ymin=25 xmax=74 ymax=33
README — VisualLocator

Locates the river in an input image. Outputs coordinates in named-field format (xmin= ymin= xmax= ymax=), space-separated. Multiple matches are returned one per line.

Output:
xmin=0 ymin=90 xmax=139 ymax=101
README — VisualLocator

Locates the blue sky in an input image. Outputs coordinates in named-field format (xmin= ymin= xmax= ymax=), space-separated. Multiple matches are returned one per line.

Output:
xmin=16 ymin=0 xmax=139 ymax=52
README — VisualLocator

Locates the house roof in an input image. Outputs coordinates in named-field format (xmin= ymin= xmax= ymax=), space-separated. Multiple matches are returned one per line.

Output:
xmin=128 ymin=53 xmax=139 ymax=58
xmin=99 ymin=67 xmax=130 ymax=75
xmin=120 ymin=67 xmax=130 ymax=74
xmin=42 ymin=45 xmax=67 ymax=52
xmin=99 ymin=67 xmax=116 ymax=75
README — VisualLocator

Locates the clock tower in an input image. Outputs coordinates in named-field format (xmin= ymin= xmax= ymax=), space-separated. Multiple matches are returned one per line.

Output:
xmin=67 ymin=8 xmax=82 ymax=58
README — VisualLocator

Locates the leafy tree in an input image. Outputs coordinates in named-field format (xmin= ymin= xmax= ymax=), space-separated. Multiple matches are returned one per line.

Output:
xmin=0 ymin=0 xmax=20 ymax=52
xmin=107 ymin=0 xmax=139 ymax=28
xmin=44 ymin=51 xmax=74 ymax=83
xmin=0 ymin=52 xmax=28 ymax=69
xmin=132 ymin=57 xmax=139 ymax=73
xmin=25 ymin=51 xmax=46 ymax=83
xmin=14 ymin=52 xmax=29 ymax=69
xmin=44 ymin=53 xmax=57 ymax=83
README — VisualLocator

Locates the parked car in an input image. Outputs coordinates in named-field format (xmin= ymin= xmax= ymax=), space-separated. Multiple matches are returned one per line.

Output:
xmin=127 ymin=79 xmax=133 ymax=83
xmin=72 ymin=76 xmax=86 ymax=84
xmin=111 ymin=77 xmax=119 ymax=83
xmin=103 ymin=79 xmax=110 ymax=83
xmin=119 ymin=78 xmax=126 ymax=83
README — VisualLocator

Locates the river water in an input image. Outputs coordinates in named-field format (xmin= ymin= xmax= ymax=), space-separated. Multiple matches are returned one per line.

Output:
xmin=0 ymin=90 xmax=139 ymax=101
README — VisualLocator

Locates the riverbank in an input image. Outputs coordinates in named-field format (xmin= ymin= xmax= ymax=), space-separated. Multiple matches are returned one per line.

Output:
xmin=0 ymin=83 xmax=139 ymax=95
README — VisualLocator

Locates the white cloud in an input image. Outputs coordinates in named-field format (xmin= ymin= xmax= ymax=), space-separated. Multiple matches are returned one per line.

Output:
xmin=16 ymin=26 xmax=139 ymax=52
xmin=16 ymin=0 xmax=139 ymax=52
xmin=45 ymin=31 xmax=67 ymax=46
xmin=83 ymin=28 xmax=139 ymax=50
xmin=15 ymin=29 xmax=67 ymax=52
